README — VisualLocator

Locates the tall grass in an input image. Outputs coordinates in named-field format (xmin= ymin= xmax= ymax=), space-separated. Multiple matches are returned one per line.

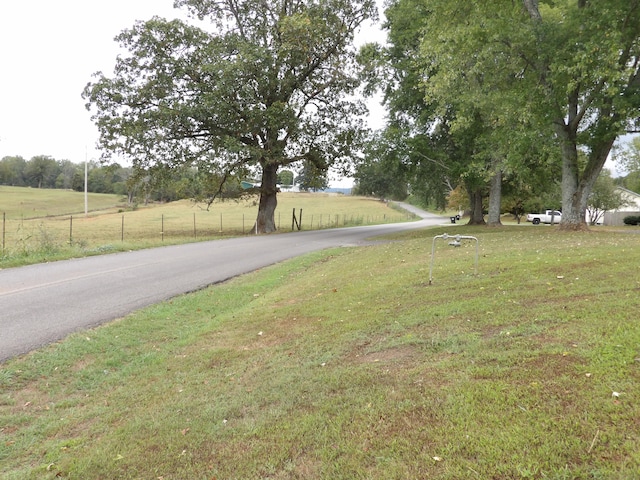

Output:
xmin=2 ymin=225 xmax=640 ymax=478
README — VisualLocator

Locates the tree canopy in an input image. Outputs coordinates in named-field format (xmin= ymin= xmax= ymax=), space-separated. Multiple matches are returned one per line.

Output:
xmin=360 ymin=0 xmax=640 ymax=228
xmin=83 ymin=0 xmax=377 ymax=233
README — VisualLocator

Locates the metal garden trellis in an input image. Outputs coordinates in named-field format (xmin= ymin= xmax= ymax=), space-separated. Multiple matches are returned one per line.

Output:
xmin=429 ymin=233 xmax=479 ymax=285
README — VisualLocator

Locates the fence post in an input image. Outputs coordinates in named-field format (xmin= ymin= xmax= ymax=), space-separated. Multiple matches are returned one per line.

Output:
xmin=161 ymin=214 xmax=164 ymax=242
xmin=69 ymin=215 xmax=73 ymax=245
xmin=291 ymin=208 xmax=302 ymax=231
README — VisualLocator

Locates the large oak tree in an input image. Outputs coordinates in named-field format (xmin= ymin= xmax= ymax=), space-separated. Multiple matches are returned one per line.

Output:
xmin=84 ymin=0 xmax=376 ymax=233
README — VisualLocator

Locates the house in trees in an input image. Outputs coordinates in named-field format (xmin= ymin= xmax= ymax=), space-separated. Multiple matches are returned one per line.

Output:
xmin=603 ymin=187 xmax=640 ymax=226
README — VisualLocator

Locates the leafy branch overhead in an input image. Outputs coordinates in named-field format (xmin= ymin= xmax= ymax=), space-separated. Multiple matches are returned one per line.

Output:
xmin=84 ymin=0 xmax=377 ymax=233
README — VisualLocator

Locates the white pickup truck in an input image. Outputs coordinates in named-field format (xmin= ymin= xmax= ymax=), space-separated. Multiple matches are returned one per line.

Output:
xmin=526 ymin=210 xmax=562 ymax=225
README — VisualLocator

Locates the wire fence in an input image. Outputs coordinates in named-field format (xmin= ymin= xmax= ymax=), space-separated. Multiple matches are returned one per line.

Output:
xmin=1 ymin=209 xmax=414 ymax=255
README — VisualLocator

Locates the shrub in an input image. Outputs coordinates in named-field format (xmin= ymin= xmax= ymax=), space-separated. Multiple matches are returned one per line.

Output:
xmin=623 ymin=215 xmax=640 ymax=225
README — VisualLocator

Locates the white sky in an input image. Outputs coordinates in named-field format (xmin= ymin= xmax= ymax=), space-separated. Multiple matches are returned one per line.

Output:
xmin=0 ymin=1 xmax=182 ymax=163
xmin=0 ymin=0 xmax=386 ymax=187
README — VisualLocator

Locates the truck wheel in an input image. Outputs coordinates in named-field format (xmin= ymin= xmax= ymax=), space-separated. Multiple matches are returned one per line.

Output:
xmin=532 ymin=218 xmax=540 ymax=225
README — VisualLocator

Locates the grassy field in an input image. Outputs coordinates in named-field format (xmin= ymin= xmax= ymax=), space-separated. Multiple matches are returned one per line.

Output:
xmin=2 ymin=224 xmax=640 ymax=478
xmin=0 ymin=186 xmax=413 ymax=268
xmin=0 ymin=186 xmax=124 ymax=218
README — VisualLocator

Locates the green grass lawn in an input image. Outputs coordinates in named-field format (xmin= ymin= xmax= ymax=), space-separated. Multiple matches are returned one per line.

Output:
xmin=2 ymin=225 xmax=640 ymax=478
xmin=0 ymin=186 xmax=124 ymax=218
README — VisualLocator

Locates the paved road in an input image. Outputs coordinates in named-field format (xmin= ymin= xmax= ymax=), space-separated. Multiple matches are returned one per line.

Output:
xmin=1 ymin=206 xmax=446 ymax=362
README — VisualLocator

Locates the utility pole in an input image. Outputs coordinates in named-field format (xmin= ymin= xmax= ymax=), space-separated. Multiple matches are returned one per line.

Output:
xmin=84 ymin=147 xmax=88 ymax=217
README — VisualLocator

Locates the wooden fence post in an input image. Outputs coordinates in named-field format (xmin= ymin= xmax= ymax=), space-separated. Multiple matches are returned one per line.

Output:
xmin=292 ymin=208 xmax=302 ymax=231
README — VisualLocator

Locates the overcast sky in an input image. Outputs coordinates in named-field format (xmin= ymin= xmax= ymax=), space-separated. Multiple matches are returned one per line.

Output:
xmin=0 ymin=0 xmax=386 ymax=179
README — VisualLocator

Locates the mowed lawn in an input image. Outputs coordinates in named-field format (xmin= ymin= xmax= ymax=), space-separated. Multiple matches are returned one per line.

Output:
xmin=1 ymin=224 xmax=640 ymax=478
xmin=0 ymin=186 xmax=124 ymax=218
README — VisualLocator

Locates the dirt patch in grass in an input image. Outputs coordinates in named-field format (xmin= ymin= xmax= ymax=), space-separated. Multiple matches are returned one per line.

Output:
xmin=348 ymin=343 xmax=418 ymax=366
xmin=70 ymin=356 xmax=96 ymax=372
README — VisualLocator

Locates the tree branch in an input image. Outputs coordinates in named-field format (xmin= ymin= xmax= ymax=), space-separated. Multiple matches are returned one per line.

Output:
xmin=522 ymin=0 xmax=542 ymax=21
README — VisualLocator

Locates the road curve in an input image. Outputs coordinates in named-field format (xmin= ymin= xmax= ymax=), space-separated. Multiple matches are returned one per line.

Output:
xmin=1 ymin=207 xmax=446 ymax=362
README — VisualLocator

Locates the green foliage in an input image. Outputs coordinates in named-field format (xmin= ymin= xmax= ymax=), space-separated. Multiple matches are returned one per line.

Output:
xmin=277 ymin=169 xmax=294 ymax=187
xmin=0 ymin=156 xmax=27 ymax=186
xmin=616 ymin=137 xmax=640 ymax=173
xmin=357 ymin=0 xmax=454 ymax=210
xmin=369 ymin=0 xmax=640 ymax=227
xmin=623 ymin=215 xmax=640 ymax=226
xmin=358 ymin=0 xmax=562 ymax=223
xmin=615 ymin=137 xmax=640 ymax=193
xmin=0 ymin=155 xmax=254 ymax=205
xmin=83 ymin=0 xmax=377 ymax=232
xmin=295 ymin=161 xmax=329 ymax=192
xmin=354 ymin=131 xmax=409 ymax=200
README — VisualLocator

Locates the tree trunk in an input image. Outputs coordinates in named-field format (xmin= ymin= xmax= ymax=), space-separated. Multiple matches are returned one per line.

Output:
xmin=467 ymin=188 xmax=486 ymax=225
xmin=255 ymin=162 xmax=279 ymax=234
xmin=555 ymin=123 xmax=616 ymax=230
xmin=487 ymin=169 xmax=502 ymax=226
xmin=558 ymin=132 xmax=585 ymax=229
xmin=522 ymin=0 xmax=542 ymax=21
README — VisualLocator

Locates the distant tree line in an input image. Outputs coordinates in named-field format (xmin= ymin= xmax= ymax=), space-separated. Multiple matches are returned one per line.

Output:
xmin=353 ymin=141 xmax=639 ymax=224
xmin=0 ymin=155 xmax=130 ymax=193
xmin=0 ymin=155 xmax=327 ymax=204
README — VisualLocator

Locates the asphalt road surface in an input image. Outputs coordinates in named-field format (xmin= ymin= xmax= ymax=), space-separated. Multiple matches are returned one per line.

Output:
xmin=1 ymin=206 xmax=446 ymax=362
